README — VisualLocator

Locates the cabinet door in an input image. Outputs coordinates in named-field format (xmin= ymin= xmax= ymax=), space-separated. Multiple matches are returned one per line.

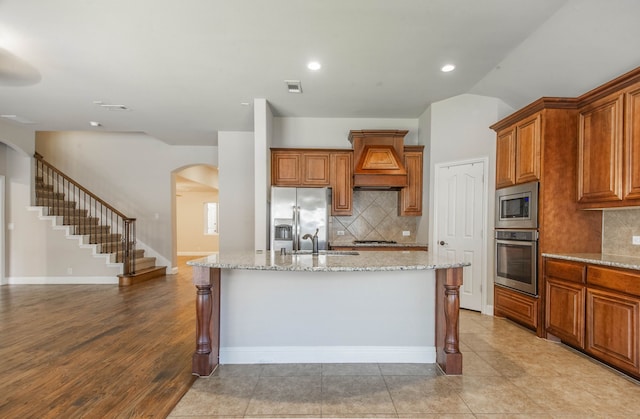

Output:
xmin=545 ymin=278 xmax=585 ymax=348
xmin=586 ymin=288 xmax=639 ymax=374
xmin=577 ymin=92 xmax=624 ymax=203
xmin=515 ymin=113 xmax=541 ymax=184
xmin=398 ymin=147 xmax=423 ymax=216
xmin=625 ymin=84 xmax=640 ymax=200
xmin=302 ymin=152 xmax=330 ymax=186
xmin=272 ymin=151 xmax=301 ymax=186
xmin=495 ymin=126 xmax=516 ymax=189
xmin=330 ymin=152 xmax=353 ymax=215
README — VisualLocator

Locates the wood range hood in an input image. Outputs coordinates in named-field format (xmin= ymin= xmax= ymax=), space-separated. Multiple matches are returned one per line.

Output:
xmin=348 ymin=129 xmax=408 ymax=189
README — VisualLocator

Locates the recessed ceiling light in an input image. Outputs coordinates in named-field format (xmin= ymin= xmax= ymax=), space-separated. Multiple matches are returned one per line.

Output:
xmin=89 ymin=121 xmax=101 ymax=127
xmin=307 ymin=61 xmax=321 ymax=71
xmin=441 ymin=64 xmax=456 ymax=72
xmin=1 ymin=114 xmax=36 ymax=124
xmin=240 ymin=102 xmax=250 ymax=106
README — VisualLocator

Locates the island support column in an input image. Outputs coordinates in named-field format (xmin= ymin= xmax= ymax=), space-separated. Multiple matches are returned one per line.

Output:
xmin=192 ymin=266 xmax=221 ymax=376
xmin=435 ymin=267 xmax=463 ymax=374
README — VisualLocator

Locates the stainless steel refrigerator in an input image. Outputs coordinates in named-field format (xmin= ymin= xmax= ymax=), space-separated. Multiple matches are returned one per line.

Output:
xmin=270 ymin=187 xmax=329 ymax=252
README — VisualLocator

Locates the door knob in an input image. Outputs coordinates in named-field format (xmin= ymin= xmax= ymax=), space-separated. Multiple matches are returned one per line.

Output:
xmin=439 ymin=240 xmax=447 ymax=246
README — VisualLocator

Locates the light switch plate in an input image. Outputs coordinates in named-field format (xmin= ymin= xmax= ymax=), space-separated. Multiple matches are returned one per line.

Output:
xmin=633 ymin=236 xmax=640 ymax=245
xmin=402 ymin=231 xmax=410 ymax=236
xmin=337 ymin=230 xmax=345 ymax=236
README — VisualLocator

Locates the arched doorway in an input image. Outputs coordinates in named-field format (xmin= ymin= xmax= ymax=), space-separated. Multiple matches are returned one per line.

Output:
xmin=171 ymin=164 xmax=218 ymax=271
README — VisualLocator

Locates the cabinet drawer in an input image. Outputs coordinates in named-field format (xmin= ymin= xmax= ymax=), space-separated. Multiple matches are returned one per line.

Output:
xmin=494 ymin=285 xmax=538 ymax=330
xmin=545 ymin=259 xmax=586 ymax=284
xmin=587 ymin=266 xmax=640 ymax=297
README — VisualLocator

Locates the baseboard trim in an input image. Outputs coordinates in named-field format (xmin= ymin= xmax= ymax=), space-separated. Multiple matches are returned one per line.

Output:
xmin=177 ymin=252 xmax=217 ymax=256
xmin=219 ymin=346 xmax=436 ymax=364
xmin=7 ymin=276 xmax=118 ymax=285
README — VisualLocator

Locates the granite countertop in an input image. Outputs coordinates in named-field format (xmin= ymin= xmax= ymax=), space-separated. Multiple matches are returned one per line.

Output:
xmin=330 ymin=242 xmax=428 ymax=248
xmin=542 ymin=253 xmax=640 ymax=271
xmin=187 ymin=250 xmax=469 ymax=272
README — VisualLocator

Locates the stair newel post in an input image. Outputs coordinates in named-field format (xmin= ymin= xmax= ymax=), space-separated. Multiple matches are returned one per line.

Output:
xmin=122 ymin=218 xmax=137 ymax=275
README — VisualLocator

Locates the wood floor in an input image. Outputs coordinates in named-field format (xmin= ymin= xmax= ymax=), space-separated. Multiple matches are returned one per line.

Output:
xmin=0 ymin=256 xmax=201 ymax=418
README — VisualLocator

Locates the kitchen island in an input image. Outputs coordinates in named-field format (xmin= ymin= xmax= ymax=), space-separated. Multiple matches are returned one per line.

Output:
xmin=188 ymin=250 xmax=469 ymax=376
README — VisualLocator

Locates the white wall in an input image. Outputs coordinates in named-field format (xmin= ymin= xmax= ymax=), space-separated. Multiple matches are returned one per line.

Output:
xmin=176 ymin=190 xmax=219 ymax=255
xmin=218 ymin=131 xmax=255 ymax=252
xmin=220 ymin=268 xmax=435 ymax=363
xmin=36 ymin=131 xmax=218 ymax=265
xmin=272 ymin=117 xmax=419 ymax=148
xmin=254 ymin=99 xmax=273 ymax=251
xmin=0 ymin=119 xmax=35 ymax=157
xmin=425 ymin=94 xmax=513 ymax=308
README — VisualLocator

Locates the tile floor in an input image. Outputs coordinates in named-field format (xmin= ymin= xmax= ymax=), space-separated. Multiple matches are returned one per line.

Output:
xmin=169 ymin=309 xmax=640 ymax=418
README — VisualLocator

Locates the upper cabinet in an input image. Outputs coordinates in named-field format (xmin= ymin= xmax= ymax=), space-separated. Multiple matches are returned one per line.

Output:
xmin=271 ymin=148 xmax=354 ymax=216
xmin=495 ymin=113 xmax=541 ymax=189
xmin=398 ymin=145 xmax=424 ymax=216
xmin=272 ymin=149 xmax=330 ymax=187
xmin=577 ymin=75 xmax=640 ymax=208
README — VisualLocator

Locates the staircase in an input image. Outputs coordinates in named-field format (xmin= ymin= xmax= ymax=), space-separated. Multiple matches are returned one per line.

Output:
xmin=34 ymin=154 xmax=166 ymax=286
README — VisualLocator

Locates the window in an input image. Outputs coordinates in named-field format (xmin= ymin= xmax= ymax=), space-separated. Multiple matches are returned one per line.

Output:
xmin=204 ymin=202 xmax=218 ymax=235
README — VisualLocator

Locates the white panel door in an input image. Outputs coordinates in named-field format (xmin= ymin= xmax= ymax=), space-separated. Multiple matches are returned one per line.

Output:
xmin=435 ymin=162 xmax=485 ymax=311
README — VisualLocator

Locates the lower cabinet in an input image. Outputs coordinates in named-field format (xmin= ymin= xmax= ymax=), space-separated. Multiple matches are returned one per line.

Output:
xmin=544 ymin=259 xmax=586 ymax=348
xmin=543 ymin=258 xmax=640 ymax=378
xmin=586 ymin=288 xmax=639 ymax=374
xmin=494 ymin=285 xmax=539 ymax=330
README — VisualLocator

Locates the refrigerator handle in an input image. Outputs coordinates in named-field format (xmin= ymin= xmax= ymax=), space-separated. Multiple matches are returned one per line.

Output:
xmin=292 ymin=205 xmax=298 ymax=251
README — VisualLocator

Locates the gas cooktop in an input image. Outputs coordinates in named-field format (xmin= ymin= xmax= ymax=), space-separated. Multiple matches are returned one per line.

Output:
xmin=353 ymin=240 xmax=397 ymax=244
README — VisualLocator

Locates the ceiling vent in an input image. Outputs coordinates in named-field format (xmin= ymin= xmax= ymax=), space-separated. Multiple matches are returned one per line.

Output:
xmin=93 ymin=101 xmax=131 ymax=111
xmin=284 ymin=80 xmax=302 ymax=93
xmin=349 ymin=130 xmax=409 ymax=189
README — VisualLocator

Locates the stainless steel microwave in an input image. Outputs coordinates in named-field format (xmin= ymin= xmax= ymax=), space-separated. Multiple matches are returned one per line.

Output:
xmin=495 ymin=181 xmax=539 ymax=229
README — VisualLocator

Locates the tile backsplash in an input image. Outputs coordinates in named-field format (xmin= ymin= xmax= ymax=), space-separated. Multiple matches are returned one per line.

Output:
xmin=330 ymin=190 xmax=419 ymax=244
xmin=602 ymin=208 xmax=640 ymax=257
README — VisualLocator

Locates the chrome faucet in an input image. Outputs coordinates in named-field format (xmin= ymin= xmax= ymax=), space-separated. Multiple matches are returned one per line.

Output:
xmin=302 ymin=228 xmax=319 ymax=255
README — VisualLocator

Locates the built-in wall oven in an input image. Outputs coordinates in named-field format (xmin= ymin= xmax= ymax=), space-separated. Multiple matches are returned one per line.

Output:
xmin=495 ymin=181 xmax=539 ymax=296
xmin=495 ymin=229 xmax=538 ymax=296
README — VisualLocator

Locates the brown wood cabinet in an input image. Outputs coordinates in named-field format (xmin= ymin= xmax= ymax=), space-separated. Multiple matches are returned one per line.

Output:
xmin=577 ymin=91 xmax=624 ymax=204
xmin=543 ymin=258 xmax=640 ymax=378
xmin=271 ymin=149 xmax=330 ymax=187
xmin=494 ymin=285 xmax=539 ymax=330
xmin=271 ymin=148 xmax=354 ymax=216
xmin=544 ymin=259 xmax=586 ymax=349
xmin=398 ymin=145 xmax=424 ymax=216
xmin=330 ymin=151 xmax=353 ymax=215
xmin=494 ymin=113 xmax=541 ymax=189
xmin=492 ymin=101 xmax=602 ymax=337
xmin=577 ymin=72 xmax=640 ymax=208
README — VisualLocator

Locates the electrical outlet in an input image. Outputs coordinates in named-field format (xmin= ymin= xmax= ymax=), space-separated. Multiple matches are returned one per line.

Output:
xmin=402 ymin=231 xmax=410 ymax=236
xmin=67 ymin=267 xmax=73 ymax=275
xmin=337 ymin=230 xmax=345 ymax=236
xmin=633 ymin=236 xmax=640 ymax=245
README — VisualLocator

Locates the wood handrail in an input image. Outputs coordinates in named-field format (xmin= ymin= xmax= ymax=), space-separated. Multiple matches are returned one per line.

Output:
xmin=34 ymin=152 xmax=134 ymax=222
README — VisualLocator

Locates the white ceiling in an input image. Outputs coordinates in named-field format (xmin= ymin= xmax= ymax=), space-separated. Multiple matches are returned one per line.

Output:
xmin=1 ymin=0 xmax=639 ymax=146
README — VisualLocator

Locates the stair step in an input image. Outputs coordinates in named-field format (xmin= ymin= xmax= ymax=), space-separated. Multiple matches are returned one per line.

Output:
xmin=75 ymin=225 xmax=110 ymax=235
xmin=35 ymin=183 xmax=54 ymax=191
xmin=98 ymin=241 xmax=125 ymax=253
xmin=88 ymin=233 xmax=122 ymax=244
xmin=37 ymin=198 xmax=76 ymax=208
xmin=36 ymin=190 xmax=65 ymax=199
xmin=63 ymin=216 xmax=100 ymax=225
xmin=114 ymin=248 xmax=145 ymax=262
xmin=118 ymin=266 xmax=167 ymax=286
xmin=47 ymin=208 xmax=88 ymax=217
xmin=134 ymin=257 xmax=156 ymax=271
